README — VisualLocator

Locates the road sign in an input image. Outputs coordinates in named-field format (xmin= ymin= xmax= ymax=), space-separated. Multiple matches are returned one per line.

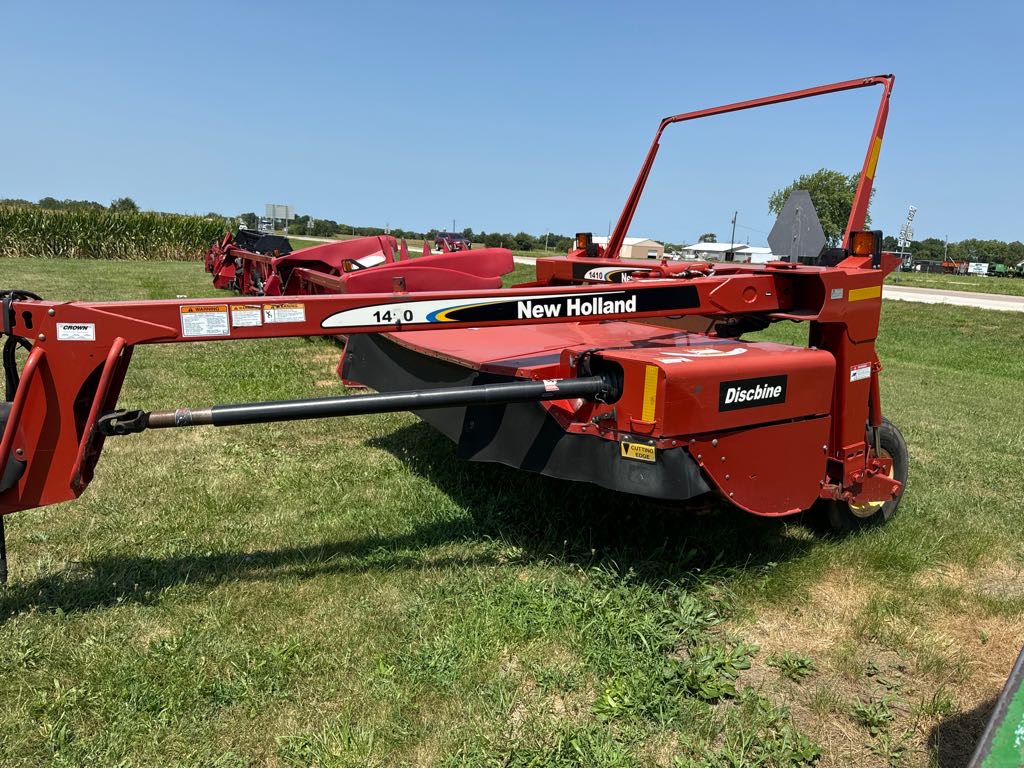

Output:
xmin=265 ymin=204 xmax=294 ymax=222
xmin=767 ymin=190 xmax=827 ymax=262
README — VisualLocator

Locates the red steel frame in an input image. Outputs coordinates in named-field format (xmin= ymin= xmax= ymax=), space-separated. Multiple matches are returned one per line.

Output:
xmin=1 ymin=74 xmax=899 ymax=519
xmin=0 ymin=252 xmax=897 ymax=516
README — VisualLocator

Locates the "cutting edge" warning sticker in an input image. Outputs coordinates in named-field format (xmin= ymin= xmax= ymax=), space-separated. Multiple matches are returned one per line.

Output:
xmin=620 ymin=441 xmax=656 ymax=463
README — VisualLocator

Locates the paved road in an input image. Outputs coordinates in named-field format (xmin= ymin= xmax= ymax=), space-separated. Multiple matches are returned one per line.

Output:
xmin=883 ymin=284 xmax=1024 ymax=313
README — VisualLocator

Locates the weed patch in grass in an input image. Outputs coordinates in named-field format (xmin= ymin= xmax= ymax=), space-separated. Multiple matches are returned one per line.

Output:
xmin=767 ymin=651 xmax=816 ymax=682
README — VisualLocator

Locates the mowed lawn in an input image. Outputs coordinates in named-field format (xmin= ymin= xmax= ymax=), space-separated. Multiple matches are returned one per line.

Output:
xmin=1 ymin=257 xmax=1022 ymax=767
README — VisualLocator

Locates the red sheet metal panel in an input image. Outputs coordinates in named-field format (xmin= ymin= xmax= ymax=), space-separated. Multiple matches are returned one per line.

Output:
xmin=602 ymin=338 xmax=835 ymax=437
xmin=689 ymin=417 xmax=832 ymax=516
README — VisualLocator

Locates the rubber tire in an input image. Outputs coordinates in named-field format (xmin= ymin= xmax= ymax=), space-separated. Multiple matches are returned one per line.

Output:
xmin=822 ymin=418 xmax=908 ymax=534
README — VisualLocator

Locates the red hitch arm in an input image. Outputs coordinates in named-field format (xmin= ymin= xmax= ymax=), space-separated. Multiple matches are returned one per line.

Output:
xmin=1 ymin=275 xmax=795 ymax=516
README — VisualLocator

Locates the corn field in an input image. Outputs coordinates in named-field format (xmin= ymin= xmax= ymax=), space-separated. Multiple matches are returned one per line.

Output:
xmin=0 ymin=207 xmax=230 ymax=261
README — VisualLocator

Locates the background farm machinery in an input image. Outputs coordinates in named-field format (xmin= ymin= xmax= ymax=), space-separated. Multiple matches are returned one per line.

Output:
xmin=433 ymin=231 xmax=473 ymax=252
xmin=204 ymin=230 xmax=510 ymax=297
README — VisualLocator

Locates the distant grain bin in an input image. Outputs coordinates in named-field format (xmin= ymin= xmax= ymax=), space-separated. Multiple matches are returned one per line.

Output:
xmin=593 ymin=236 xmax=665 ymax=260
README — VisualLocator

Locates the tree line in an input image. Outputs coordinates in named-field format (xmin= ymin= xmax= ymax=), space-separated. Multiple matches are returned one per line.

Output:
xmin=0 ymin=196 xmax=224 ymax=218
xmin=882 ymin=235 xmax=1024 ymax=266
xmin=7 ymin=195 xmax=1022 ymax=266
xmin=769 ymin=169 xmax=1023 ymax=266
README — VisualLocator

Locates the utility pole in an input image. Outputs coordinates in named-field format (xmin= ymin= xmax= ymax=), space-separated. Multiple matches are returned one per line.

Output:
xmin=452 ymin=218 xmax=456 ymax=234
xmin=729 ymin=211 xmax=737 ymax=260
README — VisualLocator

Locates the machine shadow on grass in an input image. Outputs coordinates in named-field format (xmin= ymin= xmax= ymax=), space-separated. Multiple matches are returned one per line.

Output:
xmin=928 ymin=694 xmax=997 ymax=767
xmin=366 ymin=422 xmax=827 ymax=579
xmin=0 ymin=422 xmax=827 ymax=619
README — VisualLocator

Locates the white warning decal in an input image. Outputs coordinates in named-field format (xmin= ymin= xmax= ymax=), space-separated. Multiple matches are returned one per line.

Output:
xmin=180 ymin=305 xmax=230 ymax=338
xmin=231 ymin=304 xmax=263 ymax=327
xmin=264 ymin=303 xmax=306 ymax=324
xmin=850 ymin=362 xmax=872 ymax=382
xmin=56 ymin=323 xmax=96 ymax=341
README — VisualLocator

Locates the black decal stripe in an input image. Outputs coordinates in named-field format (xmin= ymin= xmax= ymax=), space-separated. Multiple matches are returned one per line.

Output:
xmin=719 ymin=375 xmax=788 ymax=411
xmin=437 ymin=286 xmax=699 ymax=323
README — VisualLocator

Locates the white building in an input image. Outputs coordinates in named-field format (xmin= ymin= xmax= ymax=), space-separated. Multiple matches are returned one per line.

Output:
xmin=736 ymin=246 xmax=775 ymax=265
xmin=678 ymin=242 xmax=777 ymax=264
xmin=592 ymin=236 xmax=665 ymax=260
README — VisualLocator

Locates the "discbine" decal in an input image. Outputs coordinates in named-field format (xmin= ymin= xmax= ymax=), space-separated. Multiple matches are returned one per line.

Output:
xmin=718 ymin=375 xmax=787 ymax=411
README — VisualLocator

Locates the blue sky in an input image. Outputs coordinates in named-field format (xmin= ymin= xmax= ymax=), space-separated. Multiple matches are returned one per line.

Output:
xmin=4 ymin=1 xmax=1022 ymax=246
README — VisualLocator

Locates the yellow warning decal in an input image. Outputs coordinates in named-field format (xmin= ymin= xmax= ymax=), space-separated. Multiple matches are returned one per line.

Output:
xmin=865 ymin=137 xmax=882 ymax=179
xmin=621 ymin=442 xmax=656 ymax=463
xmin=849 ymin=285 xmax=882 ymax=302
xmin=641 ymin=364 xmax=659 ymax=422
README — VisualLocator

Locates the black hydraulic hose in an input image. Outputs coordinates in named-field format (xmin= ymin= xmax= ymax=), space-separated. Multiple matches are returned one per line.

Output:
xmin=1 ymin=289 xmax=42 ymax=402
xmin=3 ymin=336 xmax=32 ymax=402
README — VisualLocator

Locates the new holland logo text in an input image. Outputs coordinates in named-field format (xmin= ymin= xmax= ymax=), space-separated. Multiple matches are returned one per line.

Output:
xmin=517 ymin=294 xmax=637 ymax=319
xmin=320 ymin=285 xmax=700 ymax=329
xmin=718 ymin=375 xmax=787 ymax=411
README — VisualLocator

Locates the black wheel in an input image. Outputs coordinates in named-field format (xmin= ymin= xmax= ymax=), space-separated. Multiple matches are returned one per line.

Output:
xmin=821 ymin=418 xmax=908 ymax=533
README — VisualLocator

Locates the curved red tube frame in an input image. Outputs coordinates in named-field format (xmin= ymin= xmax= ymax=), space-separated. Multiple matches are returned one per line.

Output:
xmin=603 ymin=74 xmax=894 ymax=260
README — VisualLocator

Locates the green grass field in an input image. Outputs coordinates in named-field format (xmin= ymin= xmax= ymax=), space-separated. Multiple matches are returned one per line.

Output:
xmin=1 ymin=257 xmax=1022 ymax=766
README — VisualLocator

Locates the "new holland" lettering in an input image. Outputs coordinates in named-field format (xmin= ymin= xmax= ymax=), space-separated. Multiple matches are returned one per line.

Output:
xmin=517 ymin=295 xmax=637 ymax=320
